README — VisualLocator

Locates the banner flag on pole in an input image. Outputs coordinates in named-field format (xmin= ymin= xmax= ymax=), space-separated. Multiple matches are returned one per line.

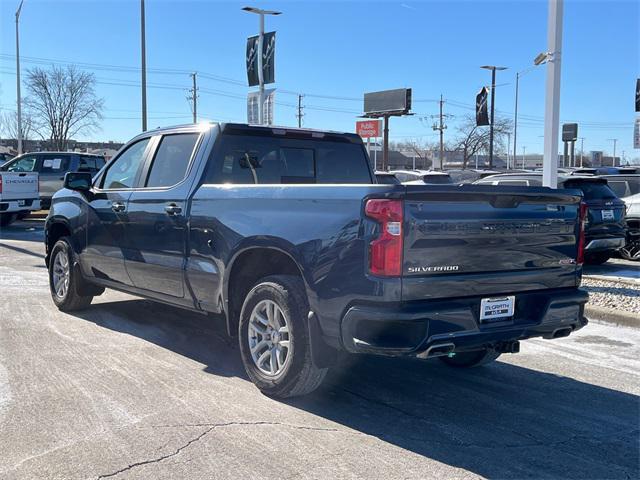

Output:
xmin=476 ymin=87 xmax=489 ymax=126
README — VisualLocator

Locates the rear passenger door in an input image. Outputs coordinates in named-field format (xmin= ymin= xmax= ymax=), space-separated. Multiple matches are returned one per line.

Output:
xmin=124 ymin=132 xmax=201 ymax=298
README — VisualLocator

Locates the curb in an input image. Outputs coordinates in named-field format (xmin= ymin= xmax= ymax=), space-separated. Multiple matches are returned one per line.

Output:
xmin=585 ymin=305 xmax=639 ymax=329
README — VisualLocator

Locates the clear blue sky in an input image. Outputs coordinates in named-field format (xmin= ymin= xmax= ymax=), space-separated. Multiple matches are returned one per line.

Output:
xmin=0 ymin=0 xmax=638 ymax=160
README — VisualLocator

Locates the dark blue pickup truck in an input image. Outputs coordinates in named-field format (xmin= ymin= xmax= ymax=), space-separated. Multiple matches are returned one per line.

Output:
xmin=45 ymin=123 xmax=589 ymax=397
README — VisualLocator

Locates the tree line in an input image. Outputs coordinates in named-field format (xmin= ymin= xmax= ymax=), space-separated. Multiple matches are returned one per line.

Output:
xmin=1 ymin=65 xmax=104 ymax=151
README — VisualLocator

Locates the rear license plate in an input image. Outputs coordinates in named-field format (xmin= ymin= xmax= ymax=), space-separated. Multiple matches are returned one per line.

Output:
xmin=601 ymin=209 xmax=614 ymax=221
xmin=17 ymin=200 xmax=25 ymax=207
xmin=480 ymin=296 xmax=515 ymax=322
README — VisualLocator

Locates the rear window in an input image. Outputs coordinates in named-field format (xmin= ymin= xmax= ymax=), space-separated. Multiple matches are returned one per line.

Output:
xmin=565 ymin=180 xmax=617 ymax=200
xmin=207 ymin=134 xmax=372 ymax=184
xmin=423 ymin=175 xmax=453 ymax=184
xmin=78 ymin=156 xmax=106 ymax=172
xmin=605 ymin=178 xmax=640 ymax=198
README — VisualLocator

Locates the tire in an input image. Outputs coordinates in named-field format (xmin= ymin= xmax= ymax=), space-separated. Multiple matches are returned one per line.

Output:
xmin=439 ymin=348 xmax=501 ymax=368
xmin=619 ymin=240 xmax=640 ymax=261
xmin=0 ymin=213 xmax=16 ymax=227
xmin=585 ymin=252 xmax=611 ymax=265
xmin=238 ymin=275 xmax=328 ymax=398
xmin=48 ymin=237 xmax=94 ymax=311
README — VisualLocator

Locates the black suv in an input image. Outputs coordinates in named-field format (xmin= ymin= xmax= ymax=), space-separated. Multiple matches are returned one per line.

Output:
xmin=475 ymin=173 xmax=626 ymax=264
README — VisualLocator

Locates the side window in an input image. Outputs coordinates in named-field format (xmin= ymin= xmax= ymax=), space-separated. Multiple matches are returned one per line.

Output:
xmin=145 ymin=133 xmax=199 ymax=188
xmin=41 ymin=156 xmax=71 ymax=173
xmin=77 ymin=156 xmax=105 ymax=172
xmin=102 ymin=138 xmax=150 ymax=189
xmin=6 ymin=156 xmax=39 ymax=172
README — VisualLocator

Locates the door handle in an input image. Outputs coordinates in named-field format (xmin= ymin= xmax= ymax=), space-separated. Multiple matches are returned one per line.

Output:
xmin=111 ymin=202 xmax=126 ymax=213
xmin=164 ymin=203 xmax=182 ymax=216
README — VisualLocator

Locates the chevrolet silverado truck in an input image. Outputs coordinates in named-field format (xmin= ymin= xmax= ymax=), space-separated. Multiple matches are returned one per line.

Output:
xmin=0 ymin=171 xmax=40 ymax=226
xmin=45 ymin=123 xmax=589 ymax=398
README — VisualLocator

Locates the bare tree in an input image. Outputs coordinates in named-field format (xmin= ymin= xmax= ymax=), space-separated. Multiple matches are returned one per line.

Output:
xmin=26 ymin=65 xmax=104 ymax=150
xmin=0 ymin=110 xmax=35 ymax=141
xmin=453 ymin=114 xmax=512 ymax=168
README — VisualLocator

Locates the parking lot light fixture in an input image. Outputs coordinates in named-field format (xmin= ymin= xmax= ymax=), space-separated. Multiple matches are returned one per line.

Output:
xmin=480 ymin=65 xmax=508 ymax=169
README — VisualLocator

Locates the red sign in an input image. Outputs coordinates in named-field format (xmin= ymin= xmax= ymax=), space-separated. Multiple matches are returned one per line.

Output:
xmin=356 ymin=120 xmax=381 ymax=138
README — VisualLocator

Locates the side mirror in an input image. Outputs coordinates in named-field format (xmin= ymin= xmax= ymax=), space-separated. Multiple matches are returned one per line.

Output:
xmin=64 ymin=171 xmax=92 ymax=191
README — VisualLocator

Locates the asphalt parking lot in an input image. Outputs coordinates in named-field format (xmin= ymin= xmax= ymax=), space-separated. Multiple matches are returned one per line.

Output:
xmin=1 ymin=219 xmax=639 ymax=480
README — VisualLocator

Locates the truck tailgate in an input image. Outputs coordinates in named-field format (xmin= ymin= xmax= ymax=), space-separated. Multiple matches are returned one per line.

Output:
xmin=0 ymin=172 xmax=39 ymax=201
xmin=401 ymin=184 xmax=582 ymax=301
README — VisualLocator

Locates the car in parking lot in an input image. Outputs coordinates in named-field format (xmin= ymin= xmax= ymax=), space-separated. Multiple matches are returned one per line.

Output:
xmin=600 ymin=174 xmax=640 ymax=261
xmin=0 ymin=152 xmax=106 ymax=208
xmin=374 ymin=171 xmax=400 ymax=184
xmin=390 ymin=169 xmax=453 ymax=184
xmin=475 ymin=173 xmax=626 ymax=264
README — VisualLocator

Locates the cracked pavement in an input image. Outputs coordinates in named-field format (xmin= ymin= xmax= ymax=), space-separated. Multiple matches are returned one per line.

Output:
xmin=1 ymin=220 xmax=639 ymax=479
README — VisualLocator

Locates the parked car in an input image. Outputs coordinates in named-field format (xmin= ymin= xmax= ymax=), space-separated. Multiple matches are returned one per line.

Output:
xmin=0 ymin=152 xmax=106 ymax=209
xmin=45 ymin=123 xmax=589 ymax=398
xmin=0 ymin=170 xmax=40 ymax=226
xmin=374 ymin=172 xmax=400 ymax=184
xmin=447 ymin=169 xmax=501 ymax=184
xmin=390 ymin=169 xmax=453 ymax=184
xmin=600 ymin=175 xmax=640 ymax=261
xmin=475 ymin=173 xmax=626 ymax=264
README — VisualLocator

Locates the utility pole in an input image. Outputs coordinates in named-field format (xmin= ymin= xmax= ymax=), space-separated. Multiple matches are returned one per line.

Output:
xmin=513 ymin=71 xmax=519 ymax=165
xmin=506 ymin=132 xmax=511 ymax=169
xmin=481 ymin=65 xmax=507 ymax=169
xmin=431 ymin=94 xmax=448 ymax=170
xmin=542 ymin=0 xmax=563 ymax=188
xmin=15 ymin=0 xmax=24 ymax=155
xmin=522 ymin=145 xmax=526 ymax=169
xmin=579 ymin=137 xmax=585 ymax=167
xmin=296 ymin=94 xmax=304 ymax=128
xmin=188 ymin=72 xmax=198 ymax=123
xmin=607 ymin=138 xmax=618 ymax=166
xmin=141 ymin=0 xmax=147 ymax=132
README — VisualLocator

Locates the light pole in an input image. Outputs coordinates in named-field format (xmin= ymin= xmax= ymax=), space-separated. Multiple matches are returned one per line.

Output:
xmin=141 ymin=0 xmax=147 ymax=132
xmin=513 ymin=54 xmax=548 ymax=165
xmin=542 ymin=0 xmax=564 ymax=188
xmin=242 ymin=6 xmax=281 ymax=125
xmin=15 ymin=0 xmax=25 ymax=155
xmin=579 ymin=136 xmax=585 ymax=167
xmin=481 ymin=65 xmax=507 ymax=169
xmin=522 ymin=145 xmax=526 ymax=169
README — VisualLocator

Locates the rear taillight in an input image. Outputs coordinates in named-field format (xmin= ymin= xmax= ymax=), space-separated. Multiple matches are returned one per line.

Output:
xmin=365 ymin=199 xmax=403 ymax=276
xmin=577 ymin=201 xmax=588 ymax=265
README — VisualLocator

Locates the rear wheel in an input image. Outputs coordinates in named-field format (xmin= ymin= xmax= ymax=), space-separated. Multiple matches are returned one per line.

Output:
xmin=238 ymin=275 xmax=327 ymax=398
xmin=439 ymin=349 xmax=501 ymax=368
xmin=585 ymin=252 xmax=611 ymax=265
xmin=48 ymin=237 xmax=94 ymax=311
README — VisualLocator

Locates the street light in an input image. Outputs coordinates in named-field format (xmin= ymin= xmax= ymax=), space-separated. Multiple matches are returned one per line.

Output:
xmin=480 ymin=65 xmax=507 ymax=169
xmin=141 ymin=0 xmax=147 ymax=131
xmin=513 ymin=52 xmax=549 ymax=166
xmin=242 ymin=6 xmax=281 ymax=125
xmin=15 ymin=0 xmax=25 ymax=155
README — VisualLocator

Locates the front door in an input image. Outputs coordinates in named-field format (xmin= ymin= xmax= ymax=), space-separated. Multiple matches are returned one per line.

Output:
xmin=124 ymin=132 xmax=201 ymax=298
xmin=83 ymin=137 xmax=153 ymax=286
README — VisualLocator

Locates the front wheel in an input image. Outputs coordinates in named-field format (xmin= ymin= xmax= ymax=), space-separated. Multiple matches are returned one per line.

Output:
xmin=238 ymin=275 xmax=327 ymax=398
xmin=619 ymin=240 xmax=640 ymax=261
xmin=49 ymin=237 xmax=94 ymax=311
xmin=439 ymin=349 xmax=501 ymax=368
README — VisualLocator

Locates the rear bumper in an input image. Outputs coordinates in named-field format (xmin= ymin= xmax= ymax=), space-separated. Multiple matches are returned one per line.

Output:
xmin=585 ymin=237 xmax=625 ymax=251
xmin=0 ymin=199 xmax=41 ymax=213
xmin=340 ymin=288 xmax=589 ymax=357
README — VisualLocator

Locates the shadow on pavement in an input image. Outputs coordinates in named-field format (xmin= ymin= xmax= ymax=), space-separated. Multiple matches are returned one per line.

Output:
xmin=0 ymin=219 xmax=45 ymax=244
xmin=72 ymin=298 xmax=639 ymax=479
